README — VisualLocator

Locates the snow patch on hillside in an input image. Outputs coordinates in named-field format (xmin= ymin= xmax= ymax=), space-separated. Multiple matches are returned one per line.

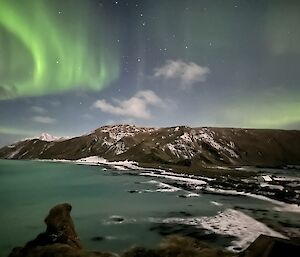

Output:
xmin=76 ymin=156 xmax=142 ymax=170
xmin=96 ymin=125 xmax=158 ymax=155
xmin=100 ymin=124 xmax=157 ymax=140
xmin=195 ymin=129 xmax=239 ymax=158
xmin=8 ymin=146 xmax=24 ymax=159
xmin=162 ymin=128 xmax=239 ymax=160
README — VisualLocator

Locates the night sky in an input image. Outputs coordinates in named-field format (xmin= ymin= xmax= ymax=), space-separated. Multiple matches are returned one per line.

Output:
xmin=0 ymin=0 xmax=300 ymax=146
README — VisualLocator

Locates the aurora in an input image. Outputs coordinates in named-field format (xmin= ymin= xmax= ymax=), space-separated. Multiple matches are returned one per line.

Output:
xmin=0 ymin=0 xmax=120 ymax=99
xmin=0 ymin=0 xmax=299 ymax=147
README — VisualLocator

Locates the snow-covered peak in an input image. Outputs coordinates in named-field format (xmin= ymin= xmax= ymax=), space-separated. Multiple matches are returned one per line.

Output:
xmin=38 ymin=133 xmax=64 ymax=142
xmin=94 ymin=124 xmax=158 ymax=141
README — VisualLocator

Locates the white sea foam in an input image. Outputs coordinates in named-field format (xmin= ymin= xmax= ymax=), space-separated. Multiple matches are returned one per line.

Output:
xmin=184 ymin=192 xmax=200 ymax=197
xmin=210 ymin=201 xmax=223 ymax=206
xmin=139 ymin=172 xmax=207 ymax=186
xmin=205 ymin=187 xmax=300 ymax=213
xmin=112 ymin=165 xmax=128 ymax=171
xmin=142 ymin=180 xmax=181 ymax=192
xmin=103 ymin=215 xmax=137 ymax=225
xmin=260 ymin=183 xmax=284 ymax=190
xmin=273 ymin=204 xmax=300 ymax=213
xmin=156 ymin=208 xmax=287 ymax=252
xmin=159 ymin=170 xmax=215 ymax=181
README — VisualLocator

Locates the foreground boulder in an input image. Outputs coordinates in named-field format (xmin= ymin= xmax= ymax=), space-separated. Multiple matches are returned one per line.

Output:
xmin=28 ymin=203 xmax=81 ymax=249
xmin=240 ymin=234 xmax=300 ymax=257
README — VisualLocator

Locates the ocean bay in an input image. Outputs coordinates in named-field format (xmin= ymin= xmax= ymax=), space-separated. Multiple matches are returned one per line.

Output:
xmin=0 ymin=160 xmax=299 ymax=256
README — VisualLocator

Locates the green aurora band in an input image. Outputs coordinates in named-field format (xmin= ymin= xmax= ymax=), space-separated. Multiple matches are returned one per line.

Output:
xmin=0 ymin=0 xmax=120 ymax=99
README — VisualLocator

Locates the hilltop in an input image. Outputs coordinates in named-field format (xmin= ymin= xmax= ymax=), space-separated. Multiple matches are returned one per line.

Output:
xmin=1 ymin=124 xmax=299 ymax=174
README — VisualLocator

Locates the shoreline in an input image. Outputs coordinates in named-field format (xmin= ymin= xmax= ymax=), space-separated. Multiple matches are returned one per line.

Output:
xmin=34 ymin=156 xmax=300 ymax=213
xmin=1 ymin=157 xmax=300 ymax=253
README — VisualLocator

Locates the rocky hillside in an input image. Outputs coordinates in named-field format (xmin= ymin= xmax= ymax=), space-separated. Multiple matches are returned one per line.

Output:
xmin=0 ymin=124 xmax=300 ymax=169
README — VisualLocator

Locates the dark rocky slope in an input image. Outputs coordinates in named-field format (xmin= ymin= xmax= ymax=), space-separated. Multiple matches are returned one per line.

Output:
xmin=1 ymin=125 xmax=300 ymax=170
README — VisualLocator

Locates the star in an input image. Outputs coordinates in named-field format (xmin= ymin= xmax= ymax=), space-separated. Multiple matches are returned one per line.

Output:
xmin=137 ymin=58 xmax=141 ymax=62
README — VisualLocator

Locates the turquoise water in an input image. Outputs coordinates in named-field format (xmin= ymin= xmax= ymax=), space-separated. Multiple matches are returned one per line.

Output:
xmin=0 ymin=160 xmax=292 ymax=256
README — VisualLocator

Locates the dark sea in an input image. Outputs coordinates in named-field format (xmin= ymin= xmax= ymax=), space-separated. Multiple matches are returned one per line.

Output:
xmin=0 ymin=160 xmax=299 ymax=256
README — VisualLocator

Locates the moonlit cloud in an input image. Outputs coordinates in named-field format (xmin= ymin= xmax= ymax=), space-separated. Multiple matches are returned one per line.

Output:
xmin=154 ymin=60 xmax=210 ymax=88
xmin=93 ymin=90 xmax=164 ymax=119
xmin=31 ymin=106 xmax=47 ymax=114
xmin=32 ymin=116 xmax=56 ymax=124
xmin=82 ymin=113 xmax=93 ymax=119
xmin=49 ymin=100 xmax=61 ymax=107
xmin=0 ymin=126 xmax=37 ymax=136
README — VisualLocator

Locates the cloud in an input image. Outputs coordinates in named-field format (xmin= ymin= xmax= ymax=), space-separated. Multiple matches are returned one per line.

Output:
xmin=32 ymin=116 xmax=56 ymax=124
xmin=49 ymin=100 xmax=61 ymax=107
xmin=93 ymin=90 xmax=164 ymax=119
xmin=154 ymin=60 xmax=210 ymax=88
xmin=0 ymin=126 xmax=38 ymax=136
xmin=82 ymin=113 xmax=93 ymax=119
xmin=31 ymin=106 xmax=47 ymax=114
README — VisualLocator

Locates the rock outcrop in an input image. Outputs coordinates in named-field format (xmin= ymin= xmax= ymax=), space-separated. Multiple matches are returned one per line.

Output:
xmin=8 ymin=203 xmax=114 ymax=257
xmin=25 ymin=203 xmax=81 ymax=249
xmin=240 ymin=234 xmax=300 ymax=257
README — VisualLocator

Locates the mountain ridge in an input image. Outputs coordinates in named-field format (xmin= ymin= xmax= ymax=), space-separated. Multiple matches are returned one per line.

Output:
xmin=37 ymin=132 xmax=66 ymax=142
xmin=1 ymin=124 xmax=300 ymax=171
